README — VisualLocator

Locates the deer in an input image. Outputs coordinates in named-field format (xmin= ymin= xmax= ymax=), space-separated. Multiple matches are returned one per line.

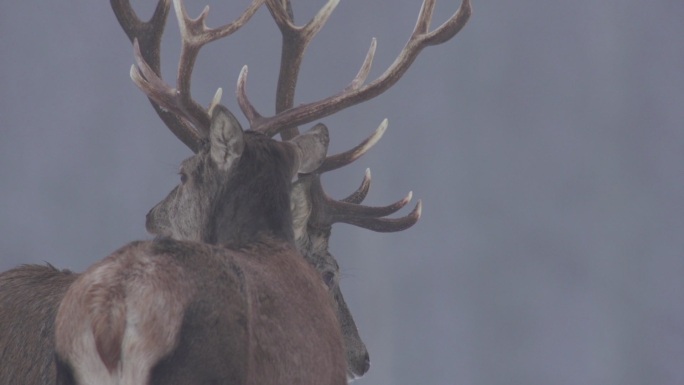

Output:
xmin=54 ymin=101 xmax=348 ymax=384
xmin=107 ymin=4 xmax=427 ymax=379
xmin=5 ymin=0 xmax=470 ymax=383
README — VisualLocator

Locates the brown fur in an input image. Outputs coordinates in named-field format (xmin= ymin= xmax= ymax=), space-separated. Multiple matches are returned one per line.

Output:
xmin=56 ymin=243 xmax=196 ymax=381
xmin=90 ymin=287 xmax=126 ymax=373
xmin=0 ymin=264 xmax=77 ymax=384
xmin=54 ymin=238 xmax=345 ymax=385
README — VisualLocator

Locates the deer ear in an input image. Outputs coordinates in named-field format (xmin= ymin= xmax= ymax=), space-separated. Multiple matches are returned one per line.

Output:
xmin=289 ymin=123 xmax=330 ymax=174
xmin=209 ymin=105 xmax=244 ymax=171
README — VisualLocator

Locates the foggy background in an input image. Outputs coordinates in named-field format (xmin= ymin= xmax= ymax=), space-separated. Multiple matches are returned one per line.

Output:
xmin=1 ymin=1 xmax=683 ymax=384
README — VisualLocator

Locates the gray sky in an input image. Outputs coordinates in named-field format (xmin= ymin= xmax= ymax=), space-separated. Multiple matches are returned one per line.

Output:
xmin=1 ymin=1 xmax=683 ymax=384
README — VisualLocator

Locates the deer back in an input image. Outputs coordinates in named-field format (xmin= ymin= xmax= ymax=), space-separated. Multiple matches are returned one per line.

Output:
xmin=55 ymin=239 xmax=345 ymax=385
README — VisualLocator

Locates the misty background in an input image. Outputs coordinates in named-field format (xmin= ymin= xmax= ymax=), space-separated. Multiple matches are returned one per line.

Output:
xmin=1 ymin=1 xmax=683 ymax=384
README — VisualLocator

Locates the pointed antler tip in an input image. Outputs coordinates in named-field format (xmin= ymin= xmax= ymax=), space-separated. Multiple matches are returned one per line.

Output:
xmin=379 ymin=118 xmax=389 ymax=131
xmin=129 ymin=64 xmax=139 ymax=81
xmin=415 ymin=200 xmax=423 ymax=218
xmin=237 ymin=66 xmax=249 ymax=91
xmin=364 ymin=119 xmax=388 ymax=149
xmin=208 ymin=88 xmax=223 ymax=116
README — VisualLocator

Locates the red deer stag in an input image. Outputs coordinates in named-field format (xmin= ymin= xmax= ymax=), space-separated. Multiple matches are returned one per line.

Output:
xmin=12 ymin=0 xmax=468 ymax=382
xmin=55 ymin=0 xmax=471 ymax=382
xmin=55 ymin=103 xmax=343 ymax=385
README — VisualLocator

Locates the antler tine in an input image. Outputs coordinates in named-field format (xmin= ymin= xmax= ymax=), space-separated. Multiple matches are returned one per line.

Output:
xmin=319 ymin=119 xmax=387 ymax=173
xmin=266 ymin=0 xmax=339 ymax=39
xmin=130 ymin=39 xmax=214 ymax=133
xmin=329 ymin=190 xmax=414 ymax=218
xmin=172 ymin=0 xmax=265 ymax=135
xmin=347 ymin=200 xmax=422 ymax=233
xmin=110 ymin=0 xmax=204 ymax=152
xmin=173 ymin=0 xmax=264 ymax=47
xmin=422 ymin=0 xmax=473 ymax=45
xmin=236 ymin=66 xmax=261 ymax=124
xmin=246 ymin=0 xmax=471 ymax=137
xmin=341 ymin=168 xmax=371 ymax=204
xmin=347 ymin=38 xmax=377 ymax=92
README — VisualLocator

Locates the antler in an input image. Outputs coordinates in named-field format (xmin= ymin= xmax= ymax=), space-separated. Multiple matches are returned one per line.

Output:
xmin=264 ymin=0 xmax=340 ymax=140
xmin=239 ymin=0 xmax=472 ymax=137
xmin=111 ymin=0 xmax=264 ymax=152
xmin=310 ymin=174 xmax=422 ymax=232
xmin=303 ymin=120 xmax=422 ymax=233
xmin=111 ymin=0 xmax=199 ymax=152
xmin=261 ymin=1 xmax=441 ymax=232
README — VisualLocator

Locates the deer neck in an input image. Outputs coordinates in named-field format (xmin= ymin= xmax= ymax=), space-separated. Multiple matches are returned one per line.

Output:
xmin=205 ymin=135 xmax=296 ymax=248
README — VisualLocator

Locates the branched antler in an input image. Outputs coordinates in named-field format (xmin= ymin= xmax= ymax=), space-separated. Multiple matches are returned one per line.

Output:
xmin=111 ymin=0 xmax=264 ymax=152
xmin=267 ymin=0 xmax=340 ymax=140
xmin=301 ymin=120 xmax=422 ymax=233
xmin=308 ymin=172 xmax=422 ymax=232
xmin=255 ymin=1 xmax=466 ymax=232
xmin=238 ymin=0 xmax=472 ymax=137
xmin=111 ymin=0 xmax=204 ymax=151
xmin=170 ymin=0 xmax=263 ymax=132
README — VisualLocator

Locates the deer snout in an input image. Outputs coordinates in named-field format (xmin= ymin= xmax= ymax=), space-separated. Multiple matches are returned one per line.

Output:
xmin=347 ymin=349 xmax=370 ymax=381
xmin=358 ymin=350 xmax=370 ymax=375
xmin=145 ymin=205 xmax=169 ymax=236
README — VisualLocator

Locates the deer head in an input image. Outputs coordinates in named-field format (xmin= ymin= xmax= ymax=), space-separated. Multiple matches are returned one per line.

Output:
xmin=144 ymin=103 xmax=329 ymax=246
xmin=107 ymin=0 xmax=470 ymax=380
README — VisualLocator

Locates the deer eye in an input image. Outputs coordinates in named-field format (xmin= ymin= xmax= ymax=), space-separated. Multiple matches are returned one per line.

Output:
xmin=179 ymin=172 xmax=189 ymax=184
xmin=322 ymin=271 xmax=335 ymax=288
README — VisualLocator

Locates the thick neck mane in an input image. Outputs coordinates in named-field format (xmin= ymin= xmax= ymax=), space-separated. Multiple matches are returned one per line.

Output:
xmin=206 ymin=132 xmax=296 ymax=247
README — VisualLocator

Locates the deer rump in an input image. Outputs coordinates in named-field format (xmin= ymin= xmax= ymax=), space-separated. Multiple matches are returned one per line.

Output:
xmin=55 ymin=238 xmax=345 ymax=385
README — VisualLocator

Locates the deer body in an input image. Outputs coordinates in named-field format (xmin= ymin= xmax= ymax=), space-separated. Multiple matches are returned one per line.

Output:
xmin=54 ymin=107 xmax=346 ymax=385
